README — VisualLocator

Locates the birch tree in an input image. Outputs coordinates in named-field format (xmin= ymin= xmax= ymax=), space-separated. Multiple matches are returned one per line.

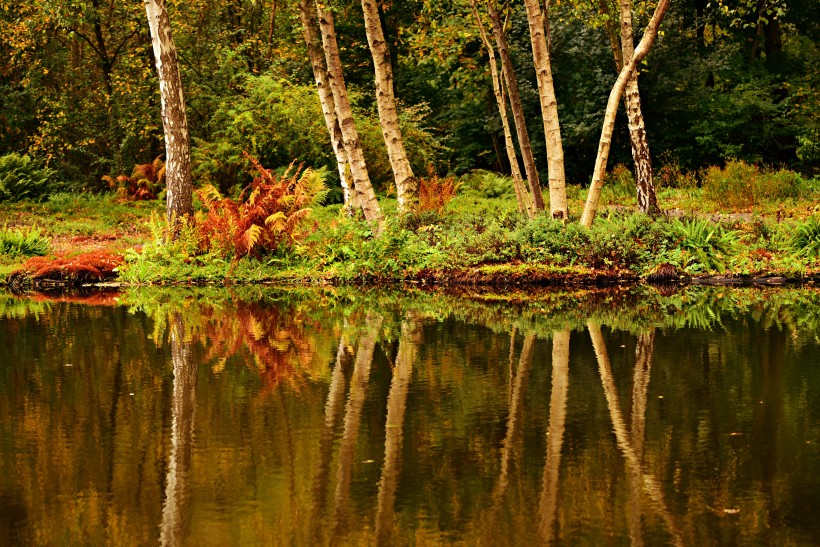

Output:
xmin=488 ymin=0 xmax=546 ymax=212
xmin=315 ymin=1 xmax=384 ymax=224
xmin=469 ymin=0 xmax=532 ymax=216
xmin=298 ymin=0 xmax=357 ymax=215
xmin=580 ymin=0 xmax=670 ymax=227
xmin=144 ymin=0 xmax=193 ymax=231
xmin=361 ymin=0 xmax=418 ymax=215
xmin=523 ymin=0 xmax=569 ymax=219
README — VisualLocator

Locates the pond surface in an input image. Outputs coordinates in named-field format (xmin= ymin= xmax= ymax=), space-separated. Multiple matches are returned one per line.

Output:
xmin=0 ymin=286 xmax=819 ymax=546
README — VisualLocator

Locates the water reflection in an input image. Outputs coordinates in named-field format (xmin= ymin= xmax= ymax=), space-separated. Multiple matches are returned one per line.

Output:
xmin=1 ymin=286 xmax=819 ymax=545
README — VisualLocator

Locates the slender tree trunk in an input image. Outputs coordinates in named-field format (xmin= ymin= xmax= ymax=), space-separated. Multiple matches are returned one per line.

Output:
xmin=538 ymin=330 xmax=569 ymax=544
xmin=470 ymin=0 xmax=532 ymax=216
xmin=160 ymin=315 xmax=196 ymax=546
xmin=619 ymin=0 xmax=661 ymax=216
xmin=375 ymin=313 xmax=420 ymax=545
xmin=315 ymin=1 xmax=383 ymax=224
xmin=144 ymin=0 xmax=194 ymax=232
xmin=488 ymin=1 xmax=545 ymax=212
xmin=361 ymin=0 xmax=418 ymax=214
xmin=524 ymin=0 xmax=568 ymax=219
xmin=299 ymin=0 xmax=357 ymax=215
xmin=580 ymin=0 xmax=670 ymax=227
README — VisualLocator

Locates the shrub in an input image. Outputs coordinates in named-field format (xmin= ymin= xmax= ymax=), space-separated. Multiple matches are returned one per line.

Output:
xmin=602 ymin=163 xmax=635 ymax=201
xmin=104 ymin=157 xmax=165 ymax=201
xmin=419 ymin=169 xmax=459 ymax=213
xmin=792 ymin=217 xmax=820 ymax=260
xmin=703 ymin=160 xmax=806 ymax=208
xmin=0 ymin=225 xmax=50 ymax=257
xmin=0 ymin=153 xmax=56 ymax=202
xmin=665 ymin=218 xmax=740 ymax=273
xmin=459 ymin=170 xmax=515 ymax=199
xmin=197 ymin=154 xmax=328 ymax=259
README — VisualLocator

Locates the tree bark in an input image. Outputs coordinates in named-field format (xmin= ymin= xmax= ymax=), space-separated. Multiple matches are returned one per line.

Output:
xmin=315 ymin=1 xmax=384 ymax=224
xmin=524 ymin=0 xmax=568 ymax=219
xmin=361 ymin=0 xmax=418 ymax=215
xmin=580 ymin=0 xmax=670 ymax=228
xmin=298 ymin=0 xmax=357 ymax=215
xmin=470 ymin=0 xmax=532 ymax=216
xmin=488 ymin=1 xmax=545 ymax=212
xmin=144 ymin=0 xmax=194 ymax=232
xmin=619 ymin=0 xmax=661 ymax=216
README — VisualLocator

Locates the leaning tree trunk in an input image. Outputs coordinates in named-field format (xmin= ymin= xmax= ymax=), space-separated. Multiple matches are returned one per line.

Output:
xmin=580 ymin=0 xmax=670 ymax=228
xmin=361 ymin=0 xmax=418 ymax=215
xmin=315 ymin=1 xmax=383 ymax=224
xmin=298 ymin=0 xmax=357 ymax=215
xmin=523 ymin=0 xmax=568 ymax=219
xmin=619 ymin=0 xmax=661 ymax=216
xmin=144 ymin=0 xmax=193 ymax=232
xmin=470 ymin=0 xmax=532 ymax=216
xmin=488 ymin=1 xmax=545 ymax=212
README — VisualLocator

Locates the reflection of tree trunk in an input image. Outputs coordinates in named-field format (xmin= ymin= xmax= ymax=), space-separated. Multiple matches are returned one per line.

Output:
xmin=310 ymin=336 xmax=352 ymax=544
xmin=753 ymin=327 xmax=786 ymax=528
xmin=626 ymin=330 xmax=655 ymax=547
xmin=492 ymin=333 xmax=535 ymax=510
xmin=160 ymin=315 xmax=197 ymax=546
xmin=588 ymin=323 xmax=682 ymax=547
xmin=375 ymin=314 xmax=421 ymax=545
xmin=331 ymin=316 xmax=382 ymax=539
xmin=538 ymin=330 xmax=569 ymax=544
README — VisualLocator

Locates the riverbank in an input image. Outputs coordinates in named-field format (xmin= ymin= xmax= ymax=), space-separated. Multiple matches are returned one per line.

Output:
xmin=2 ymin=185 xmax=819 ymax=290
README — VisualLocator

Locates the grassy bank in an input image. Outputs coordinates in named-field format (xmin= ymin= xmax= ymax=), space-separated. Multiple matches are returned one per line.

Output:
xmin=2 ymin=169 xmax=819 ymax=288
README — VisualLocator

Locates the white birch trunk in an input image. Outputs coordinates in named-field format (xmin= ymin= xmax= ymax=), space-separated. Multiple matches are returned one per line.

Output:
xmin=361 ymin=0 xmax=418 ymax=215
xmin=580 ymin=0 xmax=670 ymax=227
xmin=488 ymin=1 xmax=546 ymax=212
xmin=298 ymin=0 xmax=357 ymax=215
xmin=619 ymin=0 xmax=661 ymax=216
xmin=524 ymin=0 xmax=569 ymax=219
xmin=144 ymin=0 xmax=193 ymax=231
xmin=470 ymin=0 xmax=532 ymax=216
xmin=315 ymin=1 xmax=384 ymax=224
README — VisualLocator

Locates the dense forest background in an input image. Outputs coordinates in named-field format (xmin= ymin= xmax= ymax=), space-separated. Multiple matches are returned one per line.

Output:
xmin=2 ymin=0 xmax=819 ymax=197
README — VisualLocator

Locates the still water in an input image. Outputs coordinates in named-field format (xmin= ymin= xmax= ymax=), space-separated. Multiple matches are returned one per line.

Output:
xmin=0 ymin=286 xmax=819 ymax=546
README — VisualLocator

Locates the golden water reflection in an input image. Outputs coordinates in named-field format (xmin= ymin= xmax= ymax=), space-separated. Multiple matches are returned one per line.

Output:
xmin=0 ymin=286 xmax=819 ymax=545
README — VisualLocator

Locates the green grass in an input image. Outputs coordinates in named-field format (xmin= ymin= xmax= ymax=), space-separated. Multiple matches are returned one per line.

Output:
xmin=2 ymin=175 xmax=820 ymax=286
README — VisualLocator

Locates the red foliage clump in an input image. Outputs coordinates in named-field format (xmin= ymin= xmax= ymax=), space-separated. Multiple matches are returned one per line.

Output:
xmin=196 ymin=153 xmax=325 ymax=259
xmin=104 ymin=157 xmax=165 ymax=201
xmin=11 ymin=251 xmax=124 ymax=286
xmin=419 ymin=170 xmax=459 ymax=213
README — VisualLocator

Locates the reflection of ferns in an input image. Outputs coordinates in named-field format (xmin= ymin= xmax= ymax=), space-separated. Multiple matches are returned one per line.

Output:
xmin=197 ymin=153 xmax=327 ymax=258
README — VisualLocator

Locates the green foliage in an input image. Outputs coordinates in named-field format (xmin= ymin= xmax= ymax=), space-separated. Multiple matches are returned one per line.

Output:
xmin=702 ymin=160 xmax=810 ymax=209
xmin=601 ymin=164 xmax=635 ymax=203
xmin=459 ymin=170 xmax=516 ymax=199
xmin=0 ymin=225 xmax=50 ymax=257
xmin=791 ymin=217 xmax=820 ymax=260
xmin=193 ymin=75 xmax=445 ymax=194
xmin=664 ymin=218 xmax=740 ymax=274
xmin=0 ymin=153 xmax=56 ymax=202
